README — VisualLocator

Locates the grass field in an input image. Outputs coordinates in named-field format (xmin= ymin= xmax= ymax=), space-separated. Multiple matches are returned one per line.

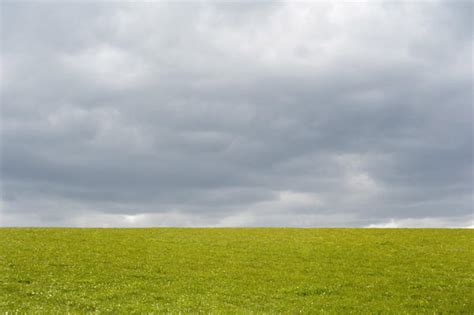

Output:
xmin=0 ymin=228 xmax=472 ymax=313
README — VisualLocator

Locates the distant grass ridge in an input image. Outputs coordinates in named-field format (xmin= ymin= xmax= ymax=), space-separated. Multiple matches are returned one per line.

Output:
xmin=1 ymin=228 xmax=472 ymax=313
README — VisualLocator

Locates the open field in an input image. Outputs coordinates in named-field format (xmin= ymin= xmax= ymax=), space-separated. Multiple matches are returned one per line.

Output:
xmin=0 ymin=228 xmax=472 ymax=313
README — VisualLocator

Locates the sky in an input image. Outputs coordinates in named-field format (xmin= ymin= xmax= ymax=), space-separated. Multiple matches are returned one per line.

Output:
xmin=0 ymin=1 xmax=472 ymax=228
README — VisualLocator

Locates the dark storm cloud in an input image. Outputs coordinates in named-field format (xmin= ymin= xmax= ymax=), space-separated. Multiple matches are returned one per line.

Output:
xmin=1 ymin=1 xmax=472 ymax=227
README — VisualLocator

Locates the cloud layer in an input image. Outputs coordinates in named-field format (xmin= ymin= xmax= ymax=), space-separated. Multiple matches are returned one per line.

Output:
xmin=1 ymin=1 xmax=472 ymax=227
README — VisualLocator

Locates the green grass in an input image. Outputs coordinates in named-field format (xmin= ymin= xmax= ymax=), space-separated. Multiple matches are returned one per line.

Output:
xmin=0 ymin=228 xmax=472 ymax=314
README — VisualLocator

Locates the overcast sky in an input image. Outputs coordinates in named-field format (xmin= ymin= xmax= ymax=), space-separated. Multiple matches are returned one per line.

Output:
xmin=1 ymin=1 xmax=472 ymax=227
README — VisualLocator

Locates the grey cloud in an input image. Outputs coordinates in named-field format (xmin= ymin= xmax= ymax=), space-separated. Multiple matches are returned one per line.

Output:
xmin=1 ymin=1 xmax=472 ymax=227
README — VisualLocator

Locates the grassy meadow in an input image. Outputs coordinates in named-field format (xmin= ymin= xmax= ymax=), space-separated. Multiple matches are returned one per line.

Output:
xmin=0 ymin=228 xmax=472 ymax=313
